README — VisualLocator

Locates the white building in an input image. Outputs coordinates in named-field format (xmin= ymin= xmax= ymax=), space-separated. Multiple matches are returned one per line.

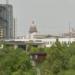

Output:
xmin=5 ymin=21 xmax=75 ymax=48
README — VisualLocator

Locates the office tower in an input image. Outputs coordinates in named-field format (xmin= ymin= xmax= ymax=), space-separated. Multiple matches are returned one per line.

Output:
xmin=0 ymin=4 xmax=13 ymax=39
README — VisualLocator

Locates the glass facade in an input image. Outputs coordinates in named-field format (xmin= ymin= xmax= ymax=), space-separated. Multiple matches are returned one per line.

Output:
xmin=0 ymin=4 xmax=13 ymax=39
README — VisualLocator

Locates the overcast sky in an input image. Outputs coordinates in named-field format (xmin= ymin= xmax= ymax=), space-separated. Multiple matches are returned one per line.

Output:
xmin=1 ymin=0 xmax=75 ymax=36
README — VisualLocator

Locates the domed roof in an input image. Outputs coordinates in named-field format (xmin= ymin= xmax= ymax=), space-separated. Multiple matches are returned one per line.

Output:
xmin=29 ymin=21 xmax=38 ymax=33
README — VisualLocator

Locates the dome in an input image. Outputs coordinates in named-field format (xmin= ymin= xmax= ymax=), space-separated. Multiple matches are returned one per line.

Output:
xmin=29 ymin=21 xmax=38 ymax=33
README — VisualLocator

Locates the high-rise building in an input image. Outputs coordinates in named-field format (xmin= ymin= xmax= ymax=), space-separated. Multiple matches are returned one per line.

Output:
xmin=0 ymin=4 xmax=14 ymax=39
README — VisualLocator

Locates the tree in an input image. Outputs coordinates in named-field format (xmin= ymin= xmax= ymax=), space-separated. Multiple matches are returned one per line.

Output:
xmin=58 ymin=69 xmax=75 ymax=75
xmin=0 ymin=47 xmax=32 ymax=75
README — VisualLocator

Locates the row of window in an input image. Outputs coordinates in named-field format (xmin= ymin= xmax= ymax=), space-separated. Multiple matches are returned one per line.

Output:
xmin=0 ymin=28 xmax=4 ymax=38
xmin=45 ymin=41 xmax=73 ymax=45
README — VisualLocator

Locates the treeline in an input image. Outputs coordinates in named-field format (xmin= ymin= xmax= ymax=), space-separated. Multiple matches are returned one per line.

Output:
xmin=0 ymin=40 xmax=75 ymax=75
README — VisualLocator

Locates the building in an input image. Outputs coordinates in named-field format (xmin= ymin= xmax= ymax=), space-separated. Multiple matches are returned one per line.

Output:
xmin=4 ymin=20 xmax=75 ymax=49
xmin=28 ymin=21 xmax=38 ymax=39
xmin=0 ymin=4 xmax=13 ymax=39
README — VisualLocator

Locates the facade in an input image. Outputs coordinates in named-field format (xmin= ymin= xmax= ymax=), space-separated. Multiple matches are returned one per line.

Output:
xmin=0 ymin=4 xmax=13 ymax=39
xmin=4 ymin=37 xmax=75 ymax=49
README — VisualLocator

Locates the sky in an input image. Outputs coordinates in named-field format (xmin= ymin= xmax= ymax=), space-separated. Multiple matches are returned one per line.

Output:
xmin=1 ymin=0 xmax=75 ymax=36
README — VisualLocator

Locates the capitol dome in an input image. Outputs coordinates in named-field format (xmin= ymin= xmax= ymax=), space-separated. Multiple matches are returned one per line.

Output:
xmin=29 ymin=21 xmax=38 ymax=34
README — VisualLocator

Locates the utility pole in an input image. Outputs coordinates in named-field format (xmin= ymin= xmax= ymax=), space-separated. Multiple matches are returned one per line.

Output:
xmin=13 ymin=18 xmax=16 ymax=39
xmin=69 ymin=22 xmax=71 ymax=45
xmin=69 ymin=22 xmax=70 ymax=37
